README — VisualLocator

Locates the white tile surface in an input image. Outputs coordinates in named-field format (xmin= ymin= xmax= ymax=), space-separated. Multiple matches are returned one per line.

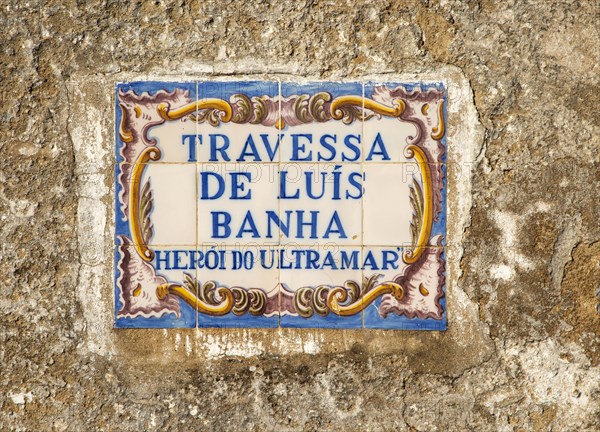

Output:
xmin=362 ymin=163 xmax=420 ymax=247
xmin=138 ymin=163 xmax=197 ymax=246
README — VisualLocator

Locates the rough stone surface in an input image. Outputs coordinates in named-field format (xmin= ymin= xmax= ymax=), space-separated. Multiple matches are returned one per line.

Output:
xmin=1 ymin=0 xmax=599 ymax=430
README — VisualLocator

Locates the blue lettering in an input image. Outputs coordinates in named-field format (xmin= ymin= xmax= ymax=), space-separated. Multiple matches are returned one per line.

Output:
xmin=323 ymin=211 xmax=347 ymax=239
xmin=346 ymin=172 xmax=363 ymax=199
xmin=279 ymin=170 xmax=300 ymax=199
xmin=209 ymin=134 xmax=231 ymax=161
xmin=320 ymin=251 xmax=338 ymax=270
xmin=231 ymin=172 xmax=252 ymax=199
xmin=266 ymin=210 xmax=291 ymax=238
xmin=260 ymin=249 xmax=275 ymax=269
xmin=340 ymin=250 xmax=359 ymax=269
xmin=305 ymin=170 xmax=327 ymax=199
xmin=155 ymin=250 xmax=171 ymax=270
xmin=342 ymin=134 xmax=361 ymax=161
xmin=200 ymin=172 xmax=225 ymax=200
xmin=211 ymin=212 xmax=231 ymax=238
xmin=181 ymin=134 xmax=199 ymax=162
xmin=172 ymin=250 xmax=188 ymax=270
xmin=363 ymin=250 xmax=378 ymax=270
xmin=296 ymin=210 xmax=319 ymax=239
xmin=291 ymin=134 xmax=312 ymax=161
xmin=279 ymin=249 xmax=293 ymax=269
xmin=237 ymin=135 xmax=261 ymax=161
xmin=232 ymin=250 xmax=242 ymax=270
xmin=236 ymin=211 xmax=260 ymax=238
xmin=382 ymin=250 xmax=399 ymax=270
xmin=261 ymin=134 xmax=282 ymax=162
xmin=366 ymin=132 xmax=391 ymax=161
xmin=318 ymin=134 xmax=336 ymax=161
xmin=306 ymin=250 xmax=319 ymax=269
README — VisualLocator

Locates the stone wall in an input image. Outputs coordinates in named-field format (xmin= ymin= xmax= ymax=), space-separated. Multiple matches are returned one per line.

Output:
xmin=1 ymin=0 xmax=598 ymax=430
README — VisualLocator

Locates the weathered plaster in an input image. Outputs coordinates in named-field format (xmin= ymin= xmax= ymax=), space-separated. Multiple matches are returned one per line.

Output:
xmin=2 ymin=1 xmax=598 ymax=430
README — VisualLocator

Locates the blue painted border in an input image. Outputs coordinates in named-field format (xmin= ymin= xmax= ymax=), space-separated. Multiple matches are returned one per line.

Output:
xmin=197 ymin=310 xmax=279 ymax=329
xmin=278 ymin=80 xmax=363 ymax=329
xmin=281 ymin=81 xmax=362 ymax=99
xmin=431 ymin=163 xmax=447 ymax=245
xmin=280 ymin=308 xmax=363 ymax=329
xmin=201 ymin=80 xmax=278 ymax=100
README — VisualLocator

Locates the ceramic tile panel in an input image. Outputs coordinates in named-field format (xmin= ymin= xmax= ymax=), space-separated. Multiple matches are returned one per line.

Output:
xmin=115 ymin=162 xmax=197 ymax=247
xmin=361 ymin=82 xmax=447 ymax=330
xmin=278 ymin=82 xmax=365 ymax=328
xmin=114 ymin=82 xmax=200 ymax=328
xmin=429 ymin=162 xmax=447 ymax=244
xmin=115 ymin=82 xmax=198 ymax=250
xmin=114 ymin=80 xmax=447 ymax=330
xmin=362 ymin=163 xmax=446 ymax=248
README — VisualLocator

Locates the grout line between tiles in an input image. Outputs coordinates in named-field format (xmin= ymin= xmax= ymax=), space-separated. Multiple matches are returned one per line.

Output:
xmin=119 ymin=243 xmax=448 ymax=249
xmin=361 ymin=79 xmax=365 ymax=328
xmin=278 ymin=78 xmax=282 ymax=328
xmin=118 ymin=161 xmax=447 ymax=166
xmin=195 ymin=79 xmax=199 ymax=328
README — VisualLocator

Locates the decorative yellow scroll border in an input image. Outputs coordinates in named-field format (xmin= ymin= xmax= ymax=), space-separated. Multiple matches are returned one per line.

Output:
xmin=156 ymin=283 xmax=234 ymax=316
xmin=330 ymin=95 xmax=406 ymax=119
xmin=328 ymin=281 xmax=405 ymax=316
xmin=157 ymin=99 xmax=233 ymax=122
xmin=403 ymin=144 xmax=433 ymax=264
xmin=128 ymin=146 xmax=161 ymax=262
xmin=123 ymin=94 xmax=444 ymax=316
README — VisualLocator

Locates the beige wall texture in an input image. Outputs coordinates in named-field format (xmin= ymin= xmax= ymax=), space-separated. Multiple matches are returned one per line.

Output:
xmin=1 ymin=1 xmax=599 ymax=430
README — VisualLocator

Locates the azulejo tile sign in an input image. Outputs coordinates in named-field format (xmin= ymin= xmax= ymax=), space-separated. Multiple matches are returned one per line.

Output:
xmin=114 ymin=80 xmax=447 ymax=329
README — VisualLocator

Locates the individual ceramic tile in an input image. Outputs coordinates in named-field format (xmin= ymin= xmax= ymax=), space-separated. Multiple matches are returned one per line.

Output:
xmin=197 ymin=81 xmax=280 ymax=163
xmin=279 ymin=163 xmax=362 ymax=246
xmin=280 ymin=82 xmax=363 ymax=163
xmin=279 ymin=244 xmax=363 ymax=328
xmin=197 ymin=162 xmax=280 ymax=246
xmin=115 ymin=81 xmax=199 ymax=164
xmin=363 ymin=82 xmax=447 ymax=164
xmin=114 ymin=244 xmax=197 ymax=328
xmin=362 ymin=163 xmax=445 ymax=248
xmin=115 ymin=163 xmax=197 ymax=247
xmin=195 ymin=244 xmax=279 ymax=328
xmin=362 ymin=246 xmax=446 ymax=330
